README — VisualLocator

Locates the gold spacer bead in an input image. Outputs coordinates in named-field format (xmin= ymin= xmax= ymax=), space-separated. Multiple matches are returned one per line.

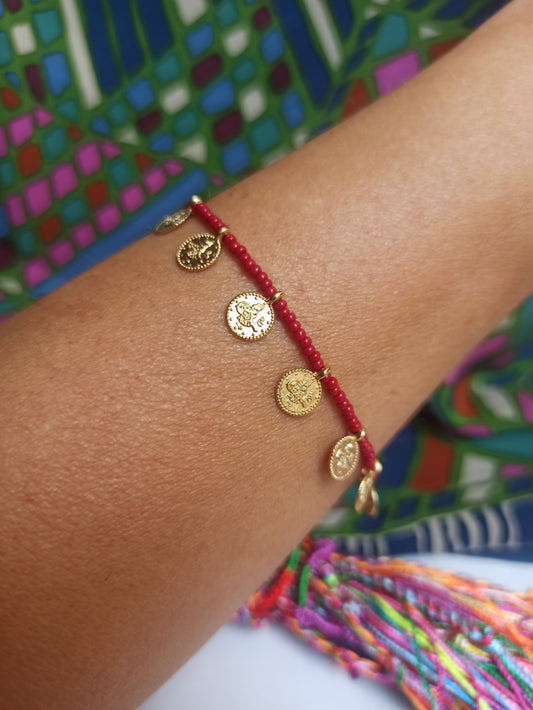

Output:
xmin=216 ymin=226 xmax=230 ymax=241
xmin=266 ymin=291 xmax=284 ymax=306
xmin=316 ymin=366 xmax=331 ymax=380
xmin=189 ymin=194 xmax=203 ymax=205
xmin=361 ymin=458 xmax=382 ymax=477
xmin=354 ymin=429 xmax=366 ymax=441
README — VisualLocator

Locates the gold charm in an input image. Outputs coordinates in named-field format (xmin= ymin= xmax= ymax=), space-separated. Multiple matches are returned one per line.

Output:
xmin=227 ymin=292 xmax=275 ymax=340
xmin=354 ymin=460 xmax=382 ymax=516
xmin=154 ymin=206 xmax=192 ymax=234
xmin=329 ymin=435 xmax=361 ymax=481
xmin=177 ymin=233 xmax=221 ymax=270
xmin=277 ymin=368 xmax=322 ymax=416
xmin=356 ymin=485 xmax=379 ymax=516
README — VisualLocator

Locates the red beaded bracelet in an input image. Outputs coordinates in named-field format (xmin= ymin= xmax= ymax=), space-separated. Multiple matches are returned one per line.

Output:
xmin=154 ymin=196 xmax=382 ymax=515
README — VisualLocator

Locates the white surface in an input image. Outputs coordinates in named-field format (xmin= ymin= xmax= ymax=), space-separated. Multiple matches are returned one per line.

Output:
xmin=138 ymin=555 xmax=533 ymax=710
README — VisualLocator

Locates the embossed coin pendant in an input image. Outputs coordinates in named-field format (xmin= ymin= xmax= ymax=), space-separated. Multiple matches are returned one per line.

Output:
xmin=277 ymin=368 xmax=322 ymax=416
xmin=177 ymin=233 xmax=221 ymax=271
xmin=227 ymin=292 xmax=275 ymax=340
xmin=329 ymin=435 xmax=361 ymax=481
xmin=154 ymin=205 xmax=192 ymax=234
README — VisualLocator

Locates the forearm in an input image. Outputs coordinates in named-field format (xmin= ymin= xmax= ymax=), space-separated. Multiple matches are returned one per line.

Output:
xmin=1 ymin=1 xmax=532 ymax=708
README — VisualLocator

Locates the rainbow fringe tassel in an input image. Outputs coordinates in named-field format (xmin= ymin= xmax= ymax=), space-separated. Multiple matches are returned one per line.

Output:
xmin=232 ymin=537 xmax=533 ymax=710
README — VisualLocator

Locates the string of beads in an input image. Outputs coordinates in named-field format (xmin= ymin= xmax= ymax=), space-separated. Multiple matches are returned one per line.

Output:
xmin=155 ymin=195 xmax=382 ymax=514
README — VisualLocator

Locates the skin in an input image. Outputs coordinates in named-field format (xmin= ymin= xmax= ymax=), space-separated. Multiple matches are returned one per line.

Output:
xmin=1 ymin=1 xmax=532 ymax=707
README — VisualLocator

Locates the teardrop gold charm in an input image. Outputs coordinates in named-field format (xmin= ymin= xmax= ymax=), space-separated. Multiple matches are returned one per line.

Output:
xmin=154 ymin=206 xmax=192 ymax=234
xmin=354 ymin=460 xmax=382 ymax=516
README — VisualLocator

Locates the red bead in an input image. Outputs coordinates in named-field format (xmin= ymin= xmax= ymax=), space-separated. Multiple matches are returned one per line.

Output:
xmin=334 ymin=389 xmax=346 ymax=402
xmin=304 ymin=345 xmax=316 ymax=357
xmin=250 ymin=264 xmax=261 ymax=276
xmin=240 ymin=253 xmax=252 ymax=266
xmin=225 ymin=235 xmax=237 ymax=248
xmin=258 ymin=272 xmax=268 ymax=284
xmin=325 ymin=376 xmax=338 ymax=391
xmin=295 ymin=328 xmax=306 ymax=341
xmin=263 ymin=278 xmax=273 ymax=290
xmin=264 ymin=285 xmax=276 ymax=297
xmin=229 ymin=240 xmax=240 ymax=253
xmin=274 ymin=299 xmax=287 ymax=312
xmin=329 ymin=385 xmax=340 ymax=397
xmin=289 ymin=320 xmax=300 ymax=333
xmin=311 ymin=358 xmax=324 ymax=370
xmin=278 ymin=307 xmax=289 ymax=319
xmin=363 ymin=454 xmax=375 ymax=470
xmin=236 ymin=245 xmax=246 ymax=256
xmin=285 ymin=312 xmax=296 ymax=323
xmin=359 ymin=439 xmax=373 ymax=462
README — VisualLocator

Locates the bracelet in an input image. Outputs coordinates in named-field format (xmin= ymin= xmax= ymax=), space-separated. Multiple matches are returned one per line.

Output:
xmin=155 ymin=196 xmax=382 ymax=516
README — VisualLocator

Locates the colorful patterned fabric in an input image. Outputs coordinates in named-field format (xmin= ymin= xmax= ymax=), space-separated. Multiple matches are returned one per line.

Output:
xmin=1 ymin=0 xmax=531 ymax=557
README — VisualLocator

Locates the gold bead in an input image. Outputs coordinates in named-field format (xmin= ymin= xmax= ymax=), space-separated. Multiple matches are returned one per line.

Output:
xmin=266 ymin=290 xmax=284 ymax=306
xmin=216 ymin=226 xmax=230 ymax=242
xmin=354 ymin=429 xmax=366 ymax=441
xmin=316 ymin=366 xmax=331 ymax=380
xmin=361 ymin=458 xmax=382 ymax=477
xmin=189 ymin=194 xmax=203 ymax=205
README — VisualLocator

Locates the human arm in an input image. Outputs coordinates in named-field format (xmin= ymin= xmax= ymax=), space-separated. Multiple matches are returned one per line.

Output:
xmin=1 ymin=1 xmax=533 ymax=708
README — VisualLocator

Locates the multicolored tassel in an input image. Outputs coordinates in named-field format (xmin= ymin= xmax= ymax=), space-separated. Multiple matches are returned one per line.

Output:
xmin=232 ymin=537 xmax=533 ymax=709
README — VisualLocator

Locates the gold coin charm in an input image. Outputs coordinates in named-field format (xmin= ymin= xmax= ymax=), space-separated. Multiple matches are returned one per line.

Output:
xmin=329 ymin=435 xmax=361 ymax=481
xmin=227 ymin=292 xmax=275 ymax=340
xmin=276 ymin=368 xmax=322 ymax=416
xmin=154 ymin=206 xmax=192 ymax=234
xmin=177 ymin=233 xmax=221 ymax=271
